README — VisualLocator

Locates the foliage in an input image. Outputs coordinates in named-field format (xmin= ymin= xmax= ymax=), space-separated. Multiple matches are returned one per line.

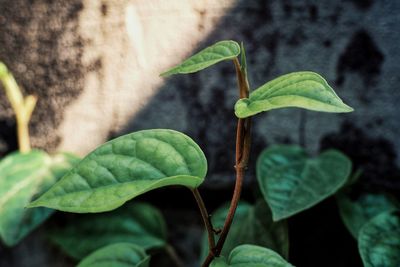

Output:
xmin=28 ymin=129 xmax=207 ymax=212
xmin=48 ymin=202 xmax=167 ymax=259
xmin=257 ymin=145 xmax=352 ymax=221
xmin=200 ymin=200 xmax=289 ymax=260
xmin=1 ymin=40 xmax=396 ymax=267
xmin=77 ymin=243 xmax=150 ymax=267
xmin=210 ymin=244 xmax=293 ymax=267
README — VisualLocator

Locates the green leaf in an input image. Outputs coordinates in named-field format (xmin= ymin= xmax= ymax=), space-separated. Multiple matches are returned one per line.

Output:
xmin=0 ymin=151 xmax=78 ymax=246
xmin=28 ymin=129 xmax=207 ymax=213
xmin=240 ymin=42 xmax=248 ymax=79
xmin=160 ymin=40 xmax=240 ymax=77
xmin=257 ymin=145 xmax=352 ymax=221
xmin=211 ymin=244 xmax=294 ymax=267
xmin=49 ymin=202 xmax=167 ymax=259
xmin=77 ymin=243 xmax=150 ymax=267
xmin=200 ymin=200 xmax=288 ymax=260
xmin=210 ymin=257 xmax=229 ymax=267
xmin=358 ymin=210 xmax=400 ymax=267
xmin=234 ymin=71 xmax=353 ymax=118
xmin=337 ymin=192 xmax=399 ymax=238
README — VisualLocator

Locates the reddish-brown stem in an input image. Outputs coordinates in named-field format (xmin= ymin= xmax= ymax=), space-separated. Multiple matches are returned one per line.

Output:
xmin=192 ymin=188 xmax=216 ymax=252
xmin=202 ymin=57 xmax=252 ymax=267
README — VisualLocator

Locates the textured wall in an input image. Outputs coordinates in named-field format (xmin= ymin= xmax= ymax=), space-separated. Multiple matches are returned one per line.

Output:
xmin=0 ymin=0 xmax=399 ymax=266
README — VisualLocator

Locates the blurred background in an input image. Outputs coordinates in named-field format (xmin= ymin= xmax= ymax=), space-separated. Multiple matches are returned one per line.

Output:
xmin=0 ymin=0 xmax=399 ymax=266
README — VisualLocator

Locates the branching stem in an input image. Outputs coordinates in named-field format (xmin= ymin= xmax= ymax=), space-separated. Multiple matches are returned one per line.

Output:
xmin=192 ymin=188 xmax=216 ymax=254
xmin=202 ymin=57 xmax=252 ymax=266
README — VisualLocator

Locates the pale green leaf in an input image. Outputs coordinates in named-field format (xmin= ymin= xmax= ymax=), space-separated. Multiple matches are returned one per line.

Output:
xmin=49 ymin=202 xmax=167 ymax=259
xmin=160 ymin=40 xmax=240 ymax=77
xmin=235 ymin=71 xmax=353 ymax=118
xmin=358 ymin=210 xmax=400 ymax=267
xmin=200 ymin=200 xmax=288 ymax=261
xmin=337 ymin=192 xmax=399 ymax=238
xmin=77 ymin=243 xmax=150 ymax=267
xmin=29 ymin=129 xmax=207 ymax=213
xmin=211 ymin=244 xmax=293 ymax=267
xmin=0 ymin=151 xmax=78 ymax=246
xmin=257 ymin=145 xmax=352 ymax=221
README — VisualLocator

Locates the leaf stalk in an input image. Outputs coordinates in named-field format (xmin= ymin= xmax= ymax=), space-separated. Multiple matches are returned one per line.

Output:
xmin=0 ymin=62 xmax=36 ymax=153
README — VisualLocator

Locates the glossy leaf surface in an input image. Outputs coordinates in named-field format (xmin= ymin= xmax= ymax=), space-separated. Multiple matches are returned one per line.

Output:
xmin=358 ymin=211 xmax=400 ymax=267
xmin=257 ymin=145 xmax=351 ymax=221
xmin=29 ymin=129 xmax=207 ymax=213
xmin=337 ymin=192 xmax=399 ymax=238
xmin=160 ymin=40 xmax=240 ymax=77
xmin=235 ymin=71 xmax=353 ymax=118
xmin=49 ymin=202 xmax=167 ymax=259
xmin=77 ymin=243 xmax=150 ymax=267
xmin=200 ymin=201 xmax=288 ymax=260
xmin=211 ymin=244 xmax=293 ymax=267
xmin=0 ymin=151 xmax=78 ymax=246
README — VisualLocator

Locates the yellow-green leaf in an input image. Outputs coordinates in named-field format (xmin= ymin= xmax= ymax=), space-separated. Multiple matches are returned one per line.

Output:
xmin=235 ymin=71 xmax=353 ymax=118
xmin=29 ymin=129 xmax=207 ymax=213
xmin=160 ymin=40 xmax=240 ymax=77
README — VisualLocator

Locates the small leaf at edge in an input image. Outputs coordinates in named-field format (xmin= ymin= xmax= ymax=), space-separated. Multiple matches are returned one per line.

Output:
xmin=160 ymin=40 xmax=240 ymax=77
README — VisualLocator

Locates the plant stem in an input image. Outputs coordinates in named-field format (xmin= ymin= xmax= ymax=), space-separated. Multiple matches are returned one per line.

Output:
xmin=0 ymin=62 xmax=36 ymax=153
xmin=192 ymin=188 xmax=216 ymax=252
xmin=202 ymin=57 xmax=252 ymax=266
xmin=165 ymin=245 xmax=185 ymax=267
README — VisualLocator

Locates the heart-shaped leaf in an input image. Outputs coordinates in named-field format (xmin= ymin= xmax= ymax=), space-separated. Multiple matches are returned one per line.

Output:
xmin=160 ymin=40 xmax=240 ymax=77
xmin=0 ymin=151 xmax=79 ymax=246
xmin=235 ymin=71 xmax=353 ymax=118
xmin=200 ymin=200 xmax=288 ymax=261
xmin=49 ymin=202 xmax=167 ymax=259
xmin=358 ymin=210 xmax=400 ymax=267
xmin=257 ymin=145 xmax=352 ymax=221
xmin=211 ymin=244 xmax=294 ymax=267
xmin=77 ymin=243 xmax=150 ymax=267
xmin=337 ymin=192 xmax=399 ymax=238
xmin=28 ymin=129 xmax=207 ymax=213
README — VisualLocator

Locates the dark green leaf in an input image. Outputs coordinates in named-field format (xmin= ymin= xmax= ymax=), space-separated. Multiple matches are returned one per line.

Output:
xmin=29 ymin=129 xmax=207 ymax=213
xmin=211 ymin=244 xmax=293 ymax=267
xmin=337 ymin=192 xmax=399 ymax=238
xmin=210 ymin=257 xmax=229 ymax=267
xmin=49 ymin=202 xmax=167 ymax=259
xmin=160 ymin=40 xmax=240 ymax=77
xmin=200 ymin=200 xmax=288 ymax=260
xmin=235 ymin=71 xmax=353 ymax=118
xmin=77 ymin=243 xmax=150 ymax=267
xmin=0 ymin=151 xmax=78 ymax=246
xmin=358 ymin=210 xmax=400 ymax=267
xmin=257 ymin=145 xmax=352 ymax=221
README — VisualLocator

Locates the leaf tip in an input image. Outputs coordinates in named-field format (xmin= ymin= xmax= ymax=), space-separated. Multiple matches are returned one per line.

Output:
xmin=159 ymin=70 xmax=173 ymax=78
